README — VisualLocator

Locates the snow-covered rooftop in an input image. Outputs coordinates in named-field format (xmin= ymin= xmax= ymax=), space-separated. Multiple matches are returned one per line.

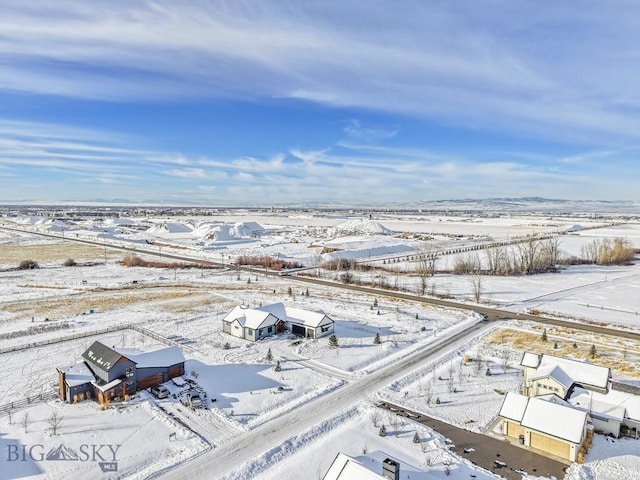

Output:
xmin=531 ymin=364 xmax=574 ymax=389
xmin=520 ymin=351 xmax=541 ymax=368
xmin=323 ymin=451 xmax=436 ymax=480
xmin=224 ymin=305 xmax=278 ymax=330
xmin=58 ymin=361 xmax=95 ymax=387
xmin=116 ymin=346 xmax=185 ymax=369
xmin=498 ymin=392 xmax=529 ymax=422
xmin=93 ymin=377 xmax=123 ymax=392
xmin=521 ymin=397 xmax=588 ymax=444
xmin=523 ymin=352 xmax=610 ymax=390
xmin=283 ymin=306 xmax=330 ymax=328
xmin=569 ymin=386 xmax=640 ymax=423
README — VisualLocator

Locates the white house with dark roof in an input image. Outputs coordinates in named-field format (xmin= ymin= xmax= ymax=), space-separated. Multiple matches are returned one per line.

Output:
xmin=498 ymin=392 xmax=589 ymax=462
xmin=520 ymin=352 xmax=611 ymax=398
xmin=222 ymin=302 xmax=334 ymax=341
xmin=57 ymin=341 xmax=185 ymax=405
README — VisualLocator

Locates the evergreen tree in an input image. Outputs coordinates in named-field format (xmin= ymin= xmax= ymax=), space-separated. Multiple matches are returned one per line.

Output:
xmin=274 ymin=360 xmax=282 ymax=372
xmin=373 ymin=332 xmax=381 ymax=345
xmin=266 ymin=348 xmax=273 ymax=362
xmin=590 ymin=344 xmax=597 ymax=359
xmin=413 ymin=432 xmax=420 ymax=443
xmin=541 ymin=328 xmax=548 ymax=342
xmin=379 ymin=424 xmax=387 ymax=437
xmin=329 ymin=334 xmax=339 ymax=348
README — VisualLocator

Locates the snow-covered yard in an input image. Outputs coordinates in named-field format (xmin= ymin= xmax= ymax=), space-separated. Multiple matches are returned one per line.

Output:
xmin=0 ymin=400 xmax=208 ymax=480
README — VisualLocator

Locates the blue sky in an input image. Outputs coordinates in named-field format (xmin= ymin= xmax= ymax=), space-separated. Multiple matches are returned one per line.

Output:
xmin=1 ymin=1 xmax=639 ymax=205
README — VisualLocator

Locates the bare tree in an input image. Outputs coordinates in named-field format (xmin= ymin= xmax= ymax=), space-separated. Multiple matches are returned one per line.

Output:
xmin=369 ymin=409 xmax=382 ymax=428
xmin=501 ymin=348 xmax=510 ymax=373
xmin=474 ymin=354 xmax=484 ymax=376
xmin=48 ymin=409 xmax=63 ymax=435
xmin=541 ymin=237 xmax=561 ymax=269
xmin=470 ymin=273 xmax=483 ymax=303
xmin=415 ymin=242 xmax=438 ymax=295
xmin=517 ymin=235 xmax=542 ymax=274
xmin=21 ymin=412 xmax=30 ymax=433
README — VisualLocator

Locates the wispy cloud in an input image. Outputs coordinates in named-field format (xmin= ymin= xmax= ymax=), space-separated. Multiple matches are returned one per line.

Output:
xmin=343 ymin=120 xmax=399 ymax=143
xmin=1 ymin=1 xmax=639 ymax=143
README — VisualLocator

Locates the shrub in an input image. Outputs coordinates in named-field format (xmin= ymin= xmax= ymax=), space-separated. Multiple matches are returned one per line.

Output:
xmin=122 ymin=255 xmax=144 ymax=267
xmin=63 ymin=258 xmax=77 ymax=267
xmin=18 ymin=259 xmax=39 ymax=270
xmin=373 ymin=333 xmax=381 ymax=345
xmin=329 ymin=334 xmax=339 ymax=348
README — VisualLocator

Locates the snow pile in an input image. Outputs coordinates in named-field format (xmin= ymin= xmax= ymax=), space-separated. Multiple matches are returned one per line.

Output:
xmin=230 ymin=221 xmax=263 ymax=237
xmin=146 ymin=222 xmax=194 ymax=234
xmin=563 ymin=224 xmax=585 ymax=232
xmin=18 ymin=216 xmax=43 ymax=225
xmin=328 ymin=219 xmax=393 ymax=237
xmin=197 ymin=222 xmax=264 ymax=242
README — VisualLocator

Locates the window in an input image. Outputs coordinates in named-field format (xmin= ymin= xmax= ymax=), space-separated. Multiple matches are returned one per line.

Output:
xmin=267 ymin=326 xmax=272 ymax=333
xmin=247 ymin=328 xmax=253 ymax=335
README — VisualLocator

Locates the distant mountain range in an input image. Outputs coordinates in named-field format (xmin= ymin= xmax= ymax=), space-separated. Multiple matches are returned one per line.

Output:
xmin=1 ymin=197 xmax=639 ymax=215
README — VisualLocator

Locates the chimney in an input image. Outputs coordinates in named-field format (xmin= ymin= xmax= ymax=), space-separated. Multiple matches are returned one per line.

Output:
xmin=382 ymin=458 xmax=400 ymax=480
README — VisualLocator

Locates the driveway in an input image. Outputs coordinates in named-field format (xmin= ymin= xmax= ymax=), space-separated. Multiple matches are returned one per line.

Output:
xmin=378 ymin=401 xmax=568 ymax=480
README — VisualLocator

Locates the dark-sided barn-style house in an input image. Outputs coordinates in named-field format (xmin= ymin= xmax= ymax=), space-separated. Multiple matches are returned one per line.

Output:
xmin=57 ymin=340 xmax=185 ymax=405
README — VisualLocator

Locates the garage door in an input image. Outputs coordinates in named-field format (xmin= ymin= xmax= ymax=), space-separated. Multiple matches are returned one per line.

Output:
xmin=507 ymin=421 xmax=525 ymax=439
xmin=291 ymin=324 xmax=305 ymax=336
xmin=530 ymin=432 xmax=570 ymax=459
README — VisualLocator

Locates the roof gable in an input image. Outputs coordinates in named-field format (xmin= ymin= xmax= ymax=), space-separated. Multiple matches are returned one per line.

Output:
xmin=81 ymin=341 xmax=125 ymax=372
xmin=531 ymin=365 xmax=574 ymax=389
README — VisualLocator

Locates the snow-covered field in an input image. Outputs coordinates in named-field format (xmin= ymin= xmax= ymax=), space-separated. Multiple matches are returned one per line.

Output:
xmin=1 ymin=209 xmax=639 ymax=480
xmin=0 ymin=400 xmax=208 ymax=480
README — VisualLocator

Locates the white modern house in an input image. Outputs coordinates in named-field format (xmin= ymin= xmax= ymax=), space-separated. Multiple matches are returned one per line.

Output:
xmin=520 ymin=352 xmax=611 ymax=398
xmin=498 ymin=392 xmax=589 ymax=462
xmin=519 ymin=351 xmax=639 ymax=439
xmin=222 ymin=302 xmax=334 ymax=341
